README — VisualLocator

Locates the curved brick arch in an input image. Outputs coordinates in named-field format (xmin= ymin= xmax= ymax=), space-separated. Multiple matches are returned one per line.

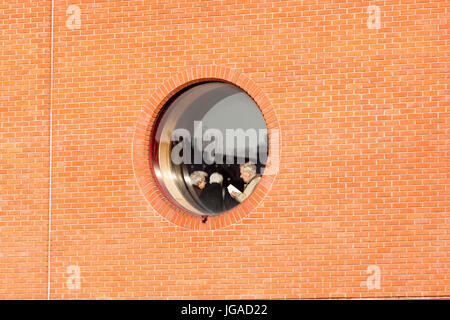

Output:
xmin=133 ymin=66 xmax=280 ymax=230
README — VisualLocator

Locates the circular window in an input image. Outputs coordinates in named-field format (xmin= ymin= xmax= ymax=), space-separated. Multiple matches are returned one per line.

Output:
xmin=151 ymin=81 xmax=269 ymax=216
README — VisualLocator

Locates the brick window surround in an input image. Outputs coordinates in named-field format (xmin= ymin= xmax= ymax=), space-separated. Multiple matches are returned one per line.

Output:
xmin=133 ymin=66 xmax=280 ymax=230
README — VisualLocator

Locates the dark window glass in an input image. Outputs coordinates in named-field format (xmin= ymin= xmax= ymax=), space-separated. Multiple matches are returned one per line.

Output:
xmin=152 ymin=82 xmax=268 ymax=215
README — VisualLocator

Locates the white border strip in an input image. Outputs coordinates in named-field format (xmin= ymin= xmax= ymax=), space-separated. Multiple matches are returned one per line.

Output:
xmin=47 ymin=0 xmax=54 ymax=300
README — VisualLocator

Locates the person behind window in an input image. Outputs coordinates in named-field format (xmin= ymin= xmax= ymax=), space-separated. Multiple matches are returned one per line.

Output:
xmin=189 ymin=171 xmax=208 ymax=196
xmin=199 ymin=172 xmax=224 ymax=214
xmin=223 ymin=183 xmax=239 ymax=211
xmin=231 ymin=162 xmax=261 ymax=203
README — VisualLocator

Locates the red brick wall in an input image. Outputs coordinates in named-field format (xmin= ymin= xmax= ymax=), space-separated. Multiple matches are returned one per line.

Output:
xmin=0 ymin=0 xmax=448 ymax=299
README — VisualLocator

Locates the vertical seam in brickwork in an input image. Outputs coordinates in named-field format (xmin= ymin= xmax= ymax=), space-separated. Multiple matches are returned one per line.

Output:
xmin=47 ymin=0 xmax=54 ymax=301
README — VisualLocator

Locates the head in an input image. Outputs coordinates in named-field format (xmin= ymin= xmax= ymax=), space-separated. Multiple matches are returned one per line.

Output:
xmin=209 ymin=172 xmax=223 ymax=185
xmin=190 ymin=171 xmax=208 ymax=190
xmin=240 ymin=162 xmax=257 ymax=183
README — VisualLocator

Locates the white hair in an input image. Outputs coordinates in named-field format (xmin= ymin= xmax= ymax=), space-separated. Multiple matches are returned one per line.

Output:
xmin=240 ymin=162 xmax=257 ymax=175
xmin=189 ymin=171 xmax=207 ymax=186
xmin=209 ymin=172 xmax=223 ymax=184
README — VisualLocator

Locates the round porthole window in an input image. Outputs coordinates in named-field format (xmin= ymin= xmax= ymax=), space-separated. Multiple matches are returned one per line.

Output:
xmin=151 ymin=81 xmax=269 ymax=216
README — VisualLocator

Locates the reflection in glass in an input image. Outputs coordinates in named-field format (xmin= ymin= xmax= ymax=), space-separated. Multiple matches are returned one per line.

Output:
xmin=152 ymin=82 xmax=268 ymax=215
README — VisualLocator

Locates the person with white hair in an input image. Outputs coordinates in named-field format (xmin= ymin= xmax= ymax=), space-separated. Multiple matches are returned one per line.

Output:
xmin=199 ymin=172 xmax=224 ymax=213
xmin=209 ymin=172 xmax=223 ymax=185
xmin=231 ymin=162 xmax=261 ymax=203
xmin=189 ymin=171 xmax=208 ymax=196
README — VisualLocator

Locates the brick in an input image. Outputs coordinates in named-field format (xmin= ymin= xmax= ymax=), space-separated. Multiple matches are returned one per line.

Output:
xmin=0 ymin=0 xmax=448 ymax=300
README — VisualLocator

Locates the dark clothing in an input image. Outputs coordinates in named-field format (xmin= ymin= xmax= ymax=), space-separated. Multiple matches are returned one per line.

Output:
xmin=199 ymin=183 xmax=224 ymax=214
xmin=223 ymin=187 xmax=239 ymax=211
